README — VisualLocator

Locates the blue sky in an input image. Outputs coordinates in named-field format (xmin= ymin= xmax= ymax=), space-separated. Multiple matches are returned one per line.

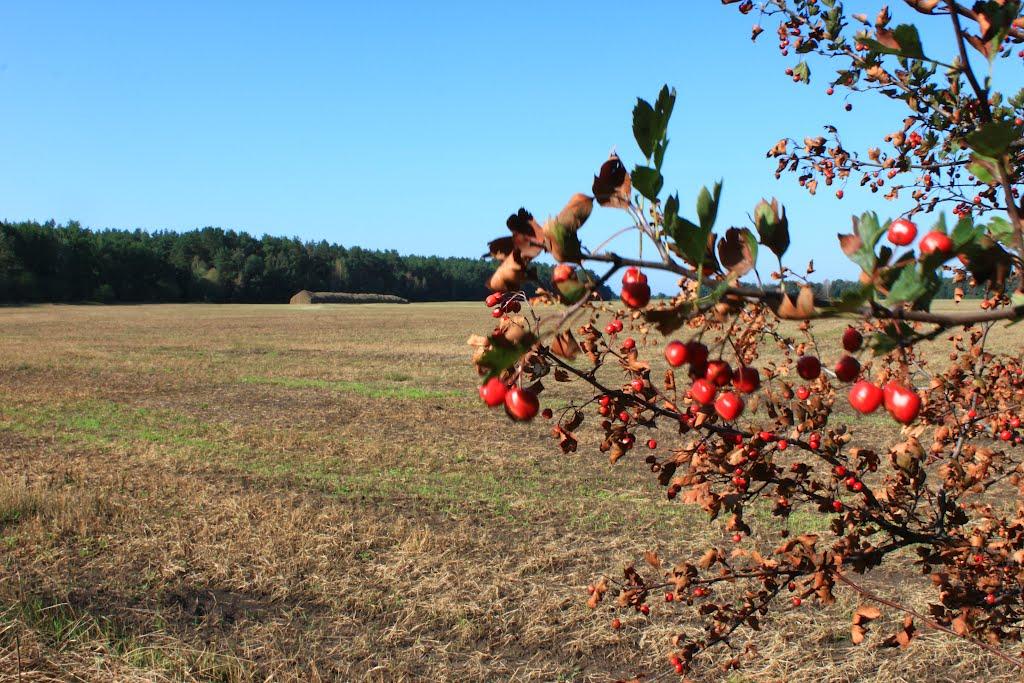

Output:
xmin=0 ymin=2 xmax=1011 ymax=290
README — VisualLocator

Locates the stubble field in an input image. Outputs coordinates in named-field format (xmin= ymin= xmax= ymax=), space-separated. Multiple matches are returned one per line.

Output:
xmin=0 ymin=302 xmax=1019 ymax=682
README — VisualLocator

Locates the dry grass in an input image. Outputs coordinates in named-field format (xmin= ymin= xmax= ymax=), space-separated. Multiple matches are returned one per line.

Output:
xmin=0 ymin=302 xmax=1019 ymax=682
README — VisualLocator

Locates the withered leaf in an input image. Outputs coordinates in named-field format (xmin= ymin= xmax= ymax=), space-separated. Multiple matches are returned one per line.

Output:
xmin=644 ymin=550 xmax=661 ymax=569
xmin=592 ymin=153 xmax=632 ymax=209
xmin=555 ymin=193 xmax=594 ymax=231
xmin=544 ymin=220 xmax=583 ymax=263
xmin=564 ymin=409 xmax=584 ymax=432
xmin=645 ymin=300 xmax=696 ymax=335
xmin=717 ymin=227 xmax=757 ymax=277
xmin=495 ymin=208 xmax=546 ymax=261
xmin=838 ymin=233 xmax=862 ymax=257
xmin=489 ymin=252 xmax=529 ymax=292
xmin=550 ymin=330 xmax=581 ymax=360
xmin=776 ymin=285 xmax=816 ymax=320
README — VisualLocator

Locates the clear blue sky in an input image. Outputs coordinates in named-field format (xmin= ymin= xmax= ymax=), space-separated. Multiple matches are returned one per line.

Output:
xmin=0 ymin=2 xmax=1006 ymax=290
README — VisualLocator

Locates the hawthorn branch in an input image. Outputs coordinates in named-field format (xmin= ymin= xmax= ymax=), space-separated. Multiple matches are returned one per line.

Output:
xmin=581 ymin=252 xmax=1024 ymax=326
xmin=948 ymin=0 xmax=992 ymax=124
xmin=835 ymin=571 xmax=1024 ymax=670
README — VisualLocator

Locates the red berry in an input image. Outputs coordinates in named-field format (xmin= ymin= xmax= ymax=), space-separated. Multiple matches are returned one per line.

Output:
xmin=849 ymin=381 xmax=884 ymax=414
xmin=796 ymin=386 xmax=810 ymax=401
xmin=504 ymin=386 xmax=540 ymax=421
xmin=665 ymin=592 xmax=674 ymax=602
xmin=842 ymin=326 xmax=863 ymax=352
xmin=491 ymin=308 xmax=502 ymax=318
xmin=552 ymin=263 xmax=574 ymax=283
xmin=832 ymin=354 xmax=859 ymax=384
xmin=622 ymin=267 xmax=646 ymax=285
xmin=621 ymin=270 xmax=650 ymax=308
xmin=834 ymin=465 xmax=848 ymax=477
xmin=604 ymin=323 xmax=617 ymax=335
xmin=777 ymin=439 xmax=788 ymax=451
xmin=639 ymin=603 xmax=650 ymax=615
xmin=884 ymin=383 xmax=921 ymax=424
xmin=715 ymin=392 xmax=745 ymax=421
xmin=887 ymin=218 xmax=918 ymax=246
xmin=690 ymin=378 xmax=717 ymax=405
xmin=796 ymin=355 xmax=821 ymax=380
xmin=832 ymin=500 xmax=843 ymax=512
xmin=611 ymin=618 xmax=622 ymax=630
xmin=985 ymin=593 xmax=997 ymax=606
xmin=852 ymin=480 xmax=864 ymax=492
xmin=485 ymin=292 xmax=502 ymax=307
xmin=1001 ymin=429 xmax=1012 ymax=441
xmin=732 ymin=533 xmax=743 ymax=543
xmin=631 ymin=378 xmax=645 ymax=392
xmin=618 ymin=410 xmax=630 ymax=423
xmin=791 ymin=597 xmax=802 ymax=607
xmin=647 ymin=439 xmax=657 ymax=449
xmin=541 ymin=408 xmax=553 ymax=419
xmin=732 ymin=366 xmax=761 ymax=394
xmin=919 ymin=230 xmax=953 ymax=257
xmin=684 ymin=341 xmax=709 ymax=368
xmin=622 ymin=337 xmax=636 ymax=351
xmin=479 ymin=377 xmax=508 ymax=407
xmin=664 ymin=340 xmax=687 ymax=367
xmin=693 ymin=587 xmax=707 ymax=597
xmin=705 ymin=360 xmax=734 ymax=387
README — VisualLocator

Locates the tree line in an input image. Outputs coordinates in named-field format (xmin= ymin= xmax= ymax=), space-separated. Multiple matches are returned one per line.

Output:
xmin=0 ymin=220 xmax=974 ymax=304
xmin=0 ymin=220 xmax=568 ymax=303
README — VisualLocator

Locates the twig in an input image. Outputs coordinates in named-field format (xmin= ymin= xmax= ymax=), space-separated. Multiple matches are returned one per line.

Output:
xmin=835 ymin=571 xmax=1024 ymax=670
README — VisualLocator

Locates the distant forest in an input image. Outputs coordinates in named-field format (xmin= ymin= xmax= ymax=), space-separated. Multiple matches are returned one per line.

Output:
xmin=0 ymin=220 xmax=975 ymax=304
xmin=0 ymin=220 xmax=565 ymax=303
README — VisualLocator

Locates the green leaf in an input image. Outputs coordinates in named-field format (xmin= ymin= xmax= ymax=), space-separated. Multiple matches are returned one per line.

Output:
xmin=885 ymin=264 xmax=927 ymax=307
xmin=632 ymin=85 xmax=676 ymax=164
xmin=632 ymin=99 xmax=658 ymax=160
xmin=862 ymin=24 xmax=926 ymax=60
xmin=632 ymin=165 xmax=663 ymax=201
xmin=665 ymin=193 xmax=710 ymax=269
xmin=478 ymin=333 xmax=535 ymax=380
xmin=986 ymin=216 xmax=1014 ymax=243
xmin=857 ymin=212 xmax=886 ymax=249
xmin=968 ymin=153 xmax=999 ymax=185
xmin=696 ymin=181 xmax=723 ymax=232
xmin=555 ymin=276 xmax=587 ymax=304
xmin=966 ymin=120 xmax=1020 ymax=157
xmin=828 ymin=283 xmax=872 ymax=312
xmin=792 ymin=61 xmax=810 ymax=83
xmin=869 ymin=331 xmax=900 ymax=356
xmin=951 ymin=214 xmax=982 ymax=250
xmin=753 ymin=198 xmax=790 ymax=259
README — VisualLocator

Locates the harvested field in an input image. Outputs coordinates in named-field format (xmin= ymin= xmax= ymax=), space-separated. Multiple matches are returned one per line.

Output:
xmin=0 ymin=302 xmax=1019 ymax=682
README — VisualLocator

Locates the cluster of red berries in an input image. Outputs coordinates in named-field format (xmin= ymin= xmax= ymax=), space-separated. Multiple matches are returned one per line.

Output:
xmin=663 ymin=339 xmax=759 ymax=422
xmin=604 ymin=317 xmax=624 ymax=335
xmin=848 ymin=380 xmax=921 ymax=424
xmin=886 ymin=217 xmax=953 ymax=256
xmin=485 ymin=291 xmax=521 ymax=318
xmin=478 ymin=377 xmax=540 ymax=421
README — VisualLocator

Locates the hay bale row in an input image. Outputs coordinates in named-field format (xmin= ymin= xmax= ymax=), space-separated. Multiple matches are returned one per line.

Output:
xmin=289 ymin=290 xmax=409 ymax=304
